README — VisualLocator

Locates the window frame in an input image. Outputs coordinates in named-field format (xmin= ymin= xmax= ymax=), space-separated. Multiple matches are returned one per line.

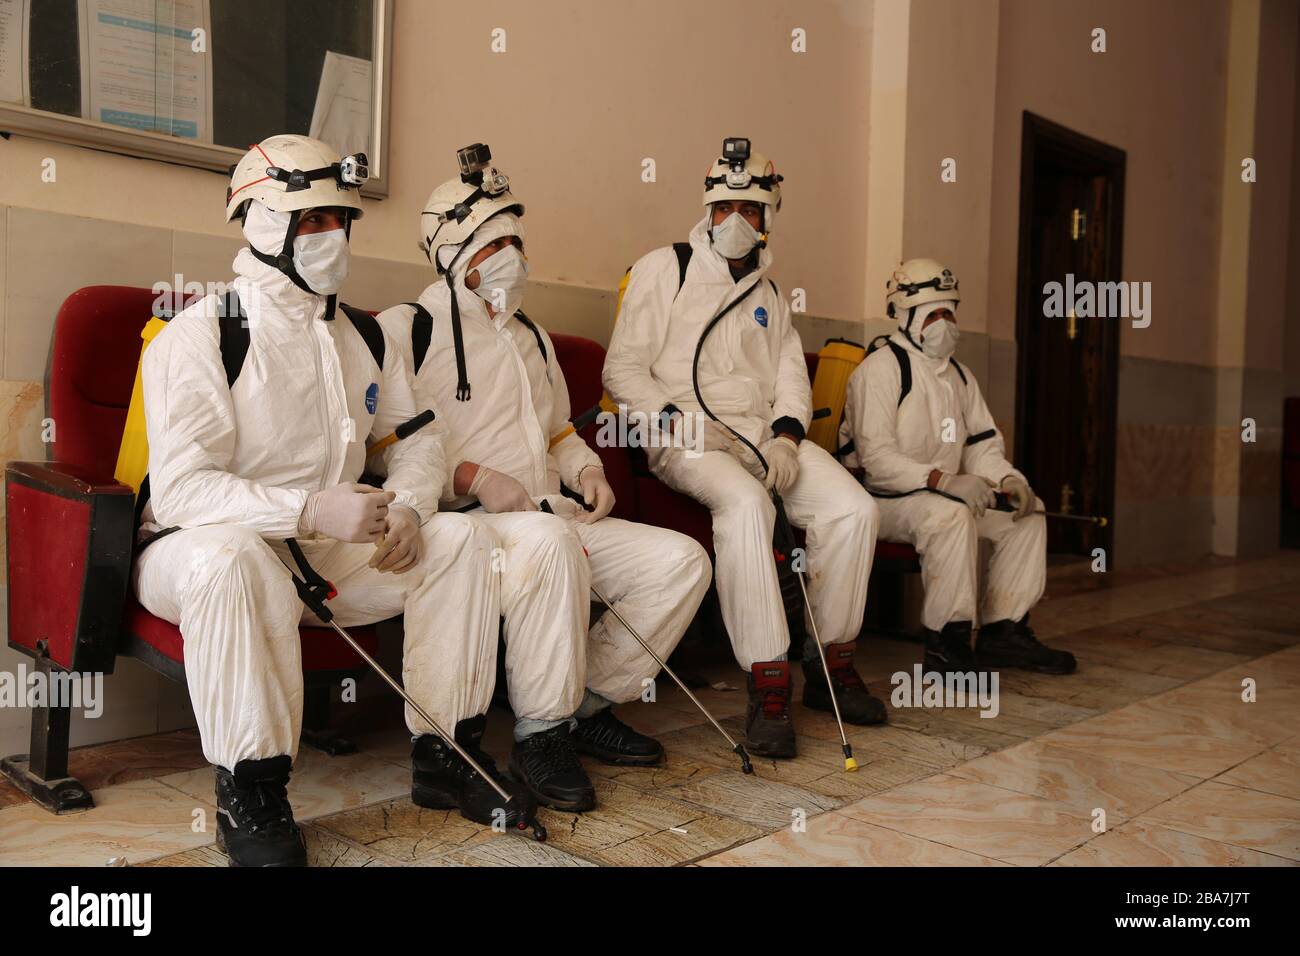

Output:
xmin=0 ymin=0 xmax=395 ymax=198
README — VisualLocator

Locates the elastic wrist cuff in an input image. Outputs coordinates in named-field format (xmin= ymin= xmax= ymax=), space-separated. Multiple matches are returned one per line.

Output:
xmin=771 ymin=416 xmax=805 ymax=443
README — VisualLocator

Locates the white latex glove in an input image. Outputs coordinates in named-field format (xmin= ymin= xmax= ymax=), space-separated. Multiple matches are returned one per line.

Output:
xmin=470 ymin=466 xmax=538 ymax=513
xmin=300 ymin=483 xmax=395 ymax=542
xmin=672 ymin=414 xmax=734 ymax=454
xmin=369 ymin=505 xmax=421 ymax=574
xmin=761 ymin=435 xmax=800 ymax=495
xmin=1000 ymin=475 xmax=1036 ymax=521
xmin=573 ymin=466 xmax=615 ymax=524
xmin=938 ymin=472 xmax=997 ymax=517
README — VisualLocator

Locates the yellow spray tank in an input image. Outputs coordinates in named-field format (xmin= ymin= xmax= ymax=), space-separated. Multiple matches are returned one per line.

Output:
xmin=806 ymin=338 xmax=867 ymax=454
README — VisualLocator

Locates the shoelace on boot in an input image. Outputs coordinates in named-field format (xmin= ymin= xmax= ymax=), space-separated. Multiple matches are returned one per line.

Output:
xmin=759 ymin=685 xmax=790 ymax=719
xmin=580 ymin=710 xmax=635 ymax=748
xmin=229 ymin=780 xmax=294 ymax=835
xmin=532 ymin=729 xmax=585 ymax=773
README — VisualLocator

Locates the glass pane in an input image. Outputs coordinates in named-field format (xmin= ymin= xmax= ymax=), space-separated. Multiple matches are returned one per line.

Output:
xmin=17 ymin=0 xmax=375 ymax=157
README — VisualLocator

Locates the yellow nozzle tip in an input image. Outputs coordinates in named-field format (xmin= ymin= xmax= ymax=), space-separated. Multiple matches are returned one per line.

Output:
xmin=1099 ymin=517 xmax=1109 ymax=527
xmin=844 ymin=758 xmax=858 ymax=772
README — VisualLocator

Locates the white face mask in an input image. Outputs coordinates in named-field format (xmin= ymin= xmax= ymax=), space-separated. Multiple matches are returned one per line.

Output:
xmin=469 ymin=244 xmax=529 ymax=315
xmin=293 ymin=228 xmax=350 ymax=296
xmin=920 ymin=317 xmax=960 ymax=361
xmin=710 ymin=211 xmax=761 ymax=259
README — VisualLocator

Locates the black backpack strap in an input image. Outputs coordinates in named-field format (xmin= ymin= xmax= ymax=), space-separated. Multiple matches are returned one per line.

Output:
xmin=407 ymin=302 xmax=434 ymax=374
xmin=866 ymin=334 xmax=891 ymax=354
xmin=672 ymin=242 xmax=692 ymax=291
xmin=339 ymin=303 xmax=385 ymax=369
xmin=886 ymin=340 xmax=912 ymax=408
xmin=949 ymin=358 xmax=968 ymax=385
xmin=513 ymin=310 xmax=548 ymax=364
xmin=218 ymin=289 xmax=249 ymax=388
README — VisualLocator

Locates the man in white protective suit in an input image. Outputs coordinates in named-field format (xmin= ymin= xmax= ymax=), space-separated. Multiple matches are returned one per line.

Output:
xmin=375 ymin=144 xmax=711 ymax=812
xmin=839 ymin=258 xmax=1076 ymax=678
xmin=603 ymin=137 xmax=884 ymax=760
xmin=133 ymin=135 xmax=530 ymax=867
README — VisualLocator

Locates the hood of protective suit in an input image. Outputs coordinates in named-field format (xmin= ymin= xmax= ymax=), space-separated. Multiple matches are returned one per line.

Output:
xmin=232 ymin=245 xmax=325 ymax=317
xmin=241 ymin=200 xmax=351 ymax=298
xmin=427 ymin=211 xmax=527 ymax=327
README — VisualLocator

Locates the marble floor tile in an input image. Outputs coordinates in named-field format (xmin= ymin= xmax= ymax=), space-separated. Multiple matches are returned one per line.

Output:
xmin=59 ymin=729 xmax=209 ymax=791
xmin=611 ymin=697 xmax=710 ymax=737
xmin=138 ymin=824 xmax=386 ymax=867
xmin=1216 ymin=747 xmax=1300 ymax=801
xmin=0 ymin=777 xmax=215 ymax=866
xmin=1142 ymin=604 xmax=1298 ymax=649
xmin=432 ymin=836 xmax=596 ymax=867
xmin=1052 ymin=821 xmax=1297 ymax=867
xmin=311 ymin=798 xmax=498 ymax=863
xmin=843 ymin=723 xmax=989 ymax=770
xmin=1139 ymin=781 xmax=1300 ymax=860
xmin=159 ymin=747 xmax=410 ymax=823
xmin=1149 ymin=685 xmax=1299 ymax=747
xmin=1055 ymin=638 xmax=1251 ymax=682
xmin=959 ymin=665 xmax=1183 ymax=715
xmin=0 ymin=777 xmax=27 ymax=810
xmin=839 ymin=774 xmax=1096 ymax=866
xmin=655 ymin=682 xmax=750 ymax=720
xmin=529 ymin=777 xmax=761 ymax=866
xmin=872 ymin=700 xmax=1039 ymax=752
xmin=658 ymin=767 xmax=842 ymax=831
xmin=583 ymin=747 xmax=727 ymax=796
xmin=698 ymin=810 xmax=1007 ymax=867
xmin=949 ymin=739 xmax=1197 ymax=820
xmin=1040 ymin=701 xmax=1270 ymax=778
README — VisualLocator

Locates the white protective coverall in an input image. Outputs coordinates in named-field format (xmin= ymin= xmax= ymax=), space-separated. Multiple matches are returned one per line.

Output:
xmin=133 ymin=248 xmax=499 ymax=769
xmin=376 ymin=214 xmax=711 ymax=732
xmin=603 ymin=217 xmax=877 ymax=669
xmin=839 ymin=328 xmax=1046 ymax=632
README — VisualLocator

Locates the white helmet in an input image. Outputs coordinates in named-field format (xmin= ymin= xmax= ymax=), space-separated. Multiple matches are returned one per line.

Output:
xmin=226 ymin=134 xmax=367 ymax=223
xmin=702 ymin=137 xmax=783 ymax=232
xmin=885 ymin=258 xmax=960 ymax=326
xmin=419 ymin=143 xmax=524 ymax=273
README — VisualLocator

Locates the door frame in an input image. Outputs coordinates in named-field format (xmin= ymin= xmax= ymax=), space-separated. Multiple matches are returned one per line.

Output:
xmin=1014 ymin=111 xmax=1126 ymax=556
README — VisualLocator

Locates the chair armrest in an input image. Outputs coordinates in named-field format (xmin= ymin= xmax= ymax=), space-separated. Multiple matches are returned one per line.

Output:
xmin=5 ymin=461 xmax=135 ymax=673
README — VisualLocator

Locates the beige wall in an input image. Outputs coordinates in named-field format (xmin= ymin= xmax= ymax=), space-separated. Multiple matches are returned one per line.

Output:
xmin=987 ymin=0 xmax=1231 ymax=365
xmin=0 ymin=1 xmax=874 ymax=318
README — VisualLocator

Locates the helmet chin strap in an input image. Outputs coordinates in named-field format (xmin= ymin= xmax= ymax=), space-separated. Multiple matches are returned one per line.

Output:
xmin=248 ymin=208 xmax=317 ymax=296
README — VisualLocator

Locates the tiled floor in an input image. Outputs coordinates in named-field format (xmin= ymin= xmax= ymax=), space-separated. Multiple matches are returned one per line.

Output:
xmin=2 ymin=552 xmax=1298 ymax=867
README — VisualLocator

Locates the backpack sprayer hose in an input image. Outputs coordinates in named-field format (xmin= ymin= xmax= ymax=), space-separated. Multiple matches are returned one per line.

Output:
xmin=689 ymin=285 xmax=858 ymax=772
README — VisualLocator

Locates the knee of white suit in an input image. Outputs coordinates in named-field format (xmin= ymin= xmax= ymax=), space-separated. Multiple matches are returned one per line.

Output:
xmin=180 ymin=525 xmax=297 ymax=614
xmin=712 ymin=477 xmax=776 ymax=537
xmin=918 ymin=497 xmax=977 ymax=543
xmin=496 ymin=512 xmax=587 ymax=587
xmin=419 ymin=512 xmax=493 ymax=566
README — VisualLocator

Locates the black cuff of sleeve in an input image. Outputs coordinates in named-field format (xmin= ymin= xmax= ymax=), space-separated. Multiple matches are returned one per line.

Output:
xmin=771 ymin=416 xmax=805 ymax=443
xmin=660 ymin=404 xmax=681 ymax=420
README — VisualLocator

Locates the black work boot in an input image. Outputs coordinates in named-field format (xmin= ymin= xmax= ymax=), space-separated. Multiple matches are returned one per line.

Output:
xmin=922 ymin=621 xmax=978 ymax=676
xmin=214 ymin=755 xmax=306 ymax=868
xmin=509 ymin=723 xmax=597 ymax=812
xmin=802 ymin=640 xmax=888 ymax=725
xmin=977 ymin=617 xmax=1077 ymax=675
xmin=411 ymin=715 xmax=538 ymax=831
xmin=572 ymin=707 xmax=664 ymax=766
xmin=745 ymin=661 xmax=797 ymax=759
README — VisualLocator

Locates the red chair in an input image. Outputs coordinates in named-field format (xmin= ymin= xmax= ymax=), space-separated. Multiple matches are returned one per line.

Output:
xmin=4 ymin=286 xmax=379 ymax=814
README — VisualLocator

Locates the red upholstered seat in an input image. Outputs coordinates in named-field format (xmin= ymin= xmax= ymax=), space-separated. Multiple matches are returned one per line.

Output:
xmin=34 ymin=285 xmax=377 ymax=677
xmin=548 ymin=333 xmax=638 ymax=521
